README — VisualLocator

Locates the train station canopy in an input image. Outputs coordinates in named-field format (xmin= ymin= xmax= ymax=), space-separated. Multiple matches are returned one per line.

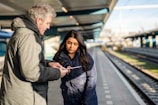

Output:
xmin=0 ymin=0 xmax=117 ymax=40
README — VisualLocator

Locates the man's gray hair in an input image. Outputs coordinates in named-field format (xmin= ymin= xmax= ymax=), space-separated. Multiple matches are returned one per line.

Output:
xmin=27 ymin=3 xmax=56 ymax=21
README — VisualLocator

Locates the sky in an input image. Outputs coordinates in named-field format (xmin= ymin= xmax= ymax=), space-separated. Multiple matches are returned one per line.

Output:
xmin=104 ymin=0 xmax=158 ymax=34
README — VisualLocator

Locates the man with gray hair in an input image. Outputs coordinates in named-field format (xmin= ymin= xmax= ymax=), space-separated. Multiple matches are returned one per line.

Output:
xmin=0 ymin=3 xmax=69 ymax=105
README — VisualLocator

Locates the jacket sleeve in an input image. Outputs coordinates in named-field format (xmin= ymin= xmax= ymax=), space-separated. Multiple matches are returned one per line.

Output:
xmin=18 ymin=31 xmax=60 ymax=82
xmin=84 ymin=64 xmax=98 ymax=105
xmin=84 ymin=54 xmax=98 ymax=105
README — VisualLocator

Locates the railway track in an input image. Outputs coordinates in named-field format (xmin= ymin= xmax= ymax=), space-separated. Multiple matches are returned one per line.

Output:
xmin=122 ymin=50 xmax=158 ymax=65
xmin=105 ymin=52 xmax=158 ymax=105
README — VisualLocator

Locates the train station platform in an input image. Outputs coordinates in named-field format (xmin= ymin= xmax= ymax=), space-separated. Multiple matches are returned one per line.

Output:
xmin=48 ymin=47 xmax=146 ymax=105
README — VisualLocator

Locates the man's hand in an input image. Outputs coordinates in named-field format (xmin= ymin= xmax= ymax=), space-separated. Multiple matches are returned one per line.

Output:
xmin=59 ymin=68 xmax=70 ymax=78
xmin=48 ymin=62 xmax=70 ymax=78
xmin=48 ymin=62 xmax=62 ymax=69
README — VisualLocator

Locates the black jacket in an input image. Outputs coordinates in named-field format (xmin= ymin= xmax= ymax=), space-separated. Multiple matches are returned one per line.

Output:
xmin=53 ymin=50 xmax=98 ymax=105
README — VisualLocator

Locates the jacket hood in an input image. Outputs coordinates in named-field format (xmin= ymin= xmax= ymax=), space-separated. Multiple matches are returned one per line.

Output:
xmin=11 ymin=15 xmax=40 ymax=35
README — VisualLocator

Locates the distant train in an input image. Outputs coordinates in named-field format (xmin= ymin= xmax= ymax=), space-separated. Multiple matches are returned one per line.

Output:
xmin=0 ymin=30 xmax=12 ymax=71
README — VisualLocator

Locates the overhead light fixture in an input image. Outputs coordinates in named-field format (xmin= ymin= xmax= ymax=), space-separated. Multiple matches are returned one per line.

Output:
xmin=69 ymin=16 xmax=74 ymax=19
xmin=76 ymin=22 xmax=79 ymax=26
xmin=62 ymin=7 xmax=68 ymax=13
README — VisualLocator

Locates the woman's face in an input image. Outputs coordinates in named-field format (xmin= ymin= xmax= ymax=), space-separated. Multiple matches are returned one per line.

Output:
xmin=66 ymin=37 xmax=79 ymax=55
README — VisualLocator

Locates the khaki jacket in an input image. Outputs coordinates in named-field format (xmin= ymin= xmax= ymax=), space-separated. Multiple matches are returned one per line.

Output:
xmin=0 ymin=16 xmax=60 ymax=105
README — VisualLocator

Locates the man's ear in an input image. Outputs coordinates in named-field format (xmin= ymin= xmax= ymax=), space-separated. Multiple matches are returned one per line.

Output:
xmin=35 ymin=18 xmax=41 ymax=25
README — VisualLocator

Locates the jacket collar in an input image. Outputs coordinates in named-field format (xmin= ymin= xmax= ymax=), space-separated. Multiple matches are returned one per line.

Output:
xmin=11 ymin=15 xmax=41 ymax=36
xmin=60 ymin=49 xmax=80 ymax=60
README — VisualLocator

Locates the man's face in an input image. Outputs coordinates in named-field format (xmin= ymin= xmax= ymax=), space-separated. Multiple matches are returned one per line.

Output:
xmin=36 ymin=16 xmax=52 ymax=35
